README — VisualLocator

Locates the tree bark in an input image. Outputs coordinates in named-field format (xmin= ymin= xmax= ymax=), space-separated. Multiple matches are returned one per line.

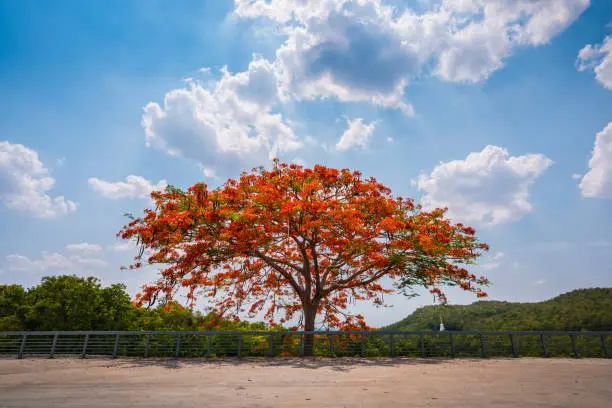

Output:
xmin=303 ymin=303 xmax=316 ymax=357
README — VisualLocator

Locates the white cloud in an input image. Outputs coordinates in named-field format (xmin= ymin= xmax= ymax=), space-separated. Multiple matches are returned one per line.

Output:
xmin=481 ymin=252 xmax=505 ymax=270
xmin=200 ymin=166 xmax=217 ymax=178
xmin=271 ymin=4 xmax=418 ymax=115
xmin=587 ymin=240 xmax=612 ymax=248
xmin=576 ymin=35 xmax=612 ymax=199
xmin=5 ymin=251 xmax=107 ymax=275
xmin=66 ymin=243 xmax=102 ymax=254
xmin=336 ymin=118 xmax=378 ymax=150
xmin=0 ymin=141 xmax=77 ymax=218
xmin=233 ymin=0 xmax=589 ymax=108
xmin=436 ymin=0 xmax=590 ymax=82
xmin=579 ymin=122 xmax=612 ymax=198
xmin=417 ymin=145 xmax=553 ymax=226
xmin=143 ymin=0 xmax=587 ymax=175
xmin=88 ymin=175 xmax=167 ymax=199
xmin=531 ymin=240 xmax=612 ymax=251
xmin=142 ymin=56 xmax=303 ymax=174
xmin=291 ymin=157 xmax=307 ymax=166
xmin=576 ymin=35 xmax=612 ymax=90
xmin=532 ymin=279 xmax=546 ymax=286
xmin=110 ymin=242 xmax=137 ymax=252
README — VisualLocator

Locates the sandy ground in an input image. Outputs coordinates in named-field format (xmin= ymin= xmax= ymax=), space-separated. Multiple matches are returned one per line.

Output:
xmin=0 ymin=357 xmax=611 ymax=408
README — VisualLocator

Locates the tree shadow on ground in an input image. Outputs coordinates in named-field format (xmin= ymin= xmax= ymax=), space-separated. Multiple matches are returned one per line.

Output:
xmin=99 ymin=356 xmax=482 ymax=371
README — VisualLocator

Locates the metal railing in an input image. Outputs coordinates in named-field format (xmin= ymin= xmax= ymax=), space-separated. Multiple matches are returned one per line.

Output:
xmin=1 ymin=330 xmax=610 ymax=359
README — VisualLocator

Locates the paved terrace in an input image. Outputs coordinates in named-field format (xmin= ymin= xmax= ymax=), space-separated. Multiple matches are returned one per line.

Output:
xmin=1 ymin=357 xmax=611 ymax=407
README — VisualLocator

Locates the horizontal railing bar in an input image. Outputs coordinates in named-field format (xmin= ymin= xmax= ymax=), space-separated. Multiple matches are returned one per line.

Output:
xmin=1 ymin=330 xmax=611 ymax=336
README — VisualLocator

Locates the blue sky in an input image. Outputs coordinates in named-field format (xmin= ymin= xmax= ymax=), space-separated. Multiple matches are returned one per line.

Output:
xmin=1 ymin=0 xmax=612 ymax=327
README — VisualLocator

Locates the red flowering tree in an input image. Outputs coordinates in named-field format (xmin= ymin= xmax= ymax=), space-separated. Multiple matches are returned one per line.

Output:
xmin=119 ymin=160 xmax=489 ymax=355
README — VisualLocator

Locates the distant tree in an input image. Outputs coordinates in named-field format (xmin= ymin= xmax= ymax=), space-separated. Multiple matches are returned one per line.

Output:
xmin=24 ymin=275 xmax=132 ymax=331
xmin=127 ymin=301 xmax=208 ymax=331
xmin=0 ymin=284 xmax=27 ymax=330
xmin=119 ymin=160 xmax=489 ymax=355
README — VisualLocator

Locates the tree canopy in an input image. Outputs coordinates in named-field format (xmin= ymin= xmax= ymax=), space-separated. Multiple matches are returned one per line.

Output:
xmin=1 ymin=276 xmax=131 ymax=331
xmin=119 ymin=159 xmax=489 ymax=343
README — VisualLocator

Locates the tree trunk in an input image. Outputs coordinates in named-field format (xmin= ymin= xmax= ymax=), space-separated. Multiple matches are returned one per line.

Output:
xmin=303 ymin=304 xmax=316 ymax=357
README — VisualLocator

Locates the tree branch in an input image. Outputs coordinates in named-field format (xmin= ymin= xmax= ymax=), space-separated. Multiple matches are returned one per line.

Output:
xmin=251 ymin=250 xmax=305 ymax=298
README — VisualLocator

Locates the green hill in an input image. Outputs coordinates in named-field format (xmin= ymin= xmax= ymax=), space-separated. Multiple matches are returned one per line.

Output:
xmin=384 ymin=288 xmax=612 ymax=332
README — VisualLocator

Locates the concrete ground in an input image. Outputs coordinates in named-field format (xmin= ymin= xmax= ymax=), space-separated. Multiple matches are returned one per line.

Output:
xmin=1 ymin=357 xmax=611 ymax=407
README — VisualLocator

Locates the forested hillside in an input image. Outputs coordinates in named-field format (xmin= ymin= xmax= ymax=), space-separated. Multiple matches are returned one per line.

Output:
xmin=385 ymin=288 xmax=612 ymax=332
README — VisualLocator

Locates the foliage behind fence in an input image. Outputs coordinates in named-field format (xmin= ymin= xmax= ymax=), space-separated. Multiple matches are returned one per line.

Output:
xmin=1 ymin=330 xmax=610 ymax=359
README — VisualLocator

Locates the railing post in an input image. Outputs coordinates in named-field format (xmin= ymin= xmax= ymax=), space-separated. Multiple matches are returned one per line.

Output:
xmin=571 ymin=334 xmax=578 ymax=358
xmin=18 ymin=334 xmax=28 ymax=359
xmin=144 ymin=334 xmax=151 ymax=358
xmin=175 ymin=333 xmax=181 ymax=358
xmin=360 ymin=332 xmax=365 ymax=358
xmin=449 ymin=333 xmax=456 ymax=358
xmin=390 ymin=335 xmax=395 ymax=358
xmin=329 ymin=334 xmax=334 ymax=357
xmin=540 ymin=334 xmax=548 ymax=357
xmin=112 ymin=334 xmax=120 ymax=359
xmin=237 ymin=334 xmax=242 ymax=358
xmin=268 ymin=334 xmax=274 ymax=357
xmin=420 ymin=333 xmax=425 ymax=358
xmin=81 ymin=334 xmax=89 ymax=359
xmin=601 ymin=335 xmax=609 ymax=358
xmin=299 ymin=334 xmax=304 ymax=357
xmin=49 ymin=333 xmax=59 ymax=359
xmin=207 ymin=334 xmax=212 ymax=358
xmin=480 ymin=334 xmax=486 ymax=358
xmin=509 ymin=334 xmax=517 ymax=358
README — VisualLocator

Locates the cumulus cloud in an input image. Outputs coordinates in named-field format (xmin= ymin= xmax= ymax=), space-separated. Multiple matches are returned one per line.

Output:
xmin=234 ymin=0 xmax=589 ymax=107
xmin=142 ymin=57 xmax=303 ymax=174
xmin=291 ymin=157 xmax=307 ymax=166
xmin=5 ymin=251 xmax=107 ymax=275
xmin=576 ymin=35 xmax=612 ymax=90
xmin=66 ymin=242 xmax=102 ymax=254
xmin=417 ymin=145 xmax=553 ymax=226
xmin=110 ymin=242 xmax=136 ymax=252
xmin=200 ymin=166 xmax=217 ymax=178
xmin=576 ymin=35 xmax=612 ymax=198
xmin=480 ymin=252 xmax=505 ymax=270
xmin=0 ymin=141 xmax=77 ymax=218
xmin=272 ymin=7 xmax=418 ymax=114
xmin=336 ymin=118 xmax=377 ymax=150
xmin=437 ymin=0 xmax=590 ymax=82
xmin=531 ymin=240 xmax=612 ymax=251
xmin=579 ymin=122 xmax=612 ymax=198
xmin=88 ymin=175 xmax=167 ymax=199
xmin=143 ymin=0 xmax=587 ymax=175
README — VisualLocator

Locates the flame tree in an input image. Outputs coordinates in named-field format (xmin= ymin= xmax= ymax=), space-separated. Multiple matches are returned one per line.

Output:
xmin=119 ymin=160 xmax=489 ymax=355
